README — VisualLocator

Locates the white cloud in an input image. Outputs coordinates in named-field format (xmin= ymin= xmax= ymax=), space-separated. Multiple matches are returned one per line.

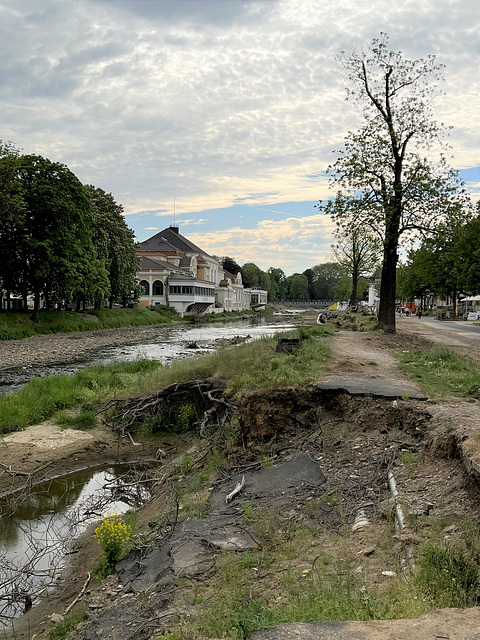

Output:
xmin=188 ymin=213 xmax=337 ymax=272
xmin=1 ymin=0 xmax=478 ymax=271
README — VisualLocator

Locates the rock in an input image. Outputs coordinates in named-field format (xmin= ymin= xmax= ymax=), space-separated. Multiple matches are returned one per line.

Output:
xmin=50 ymin=613 xmax=64 ymax=623
xmin=352 ymin=509 xmax=370 ymax=532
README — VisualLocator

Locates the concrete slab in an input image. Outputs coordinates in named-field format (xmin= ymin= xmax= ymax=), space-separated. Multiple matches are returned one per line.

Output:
xmin=317 ymin=378 xmax=426 ymax=400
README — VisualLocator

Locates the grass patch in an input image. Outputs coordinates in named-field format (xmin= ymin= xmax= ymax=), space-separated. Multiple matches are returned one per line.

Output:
xmin=0 ymin=326 xmax=332 ymax=435
xmin=0 ymin=307 xmax=180 ymax=341
xmin=0 ymin=360 xmax=162 ymax=434
xmin=56 ymin=408 xmax=97 ymax=430
xmin=48 ymin=602 xmax=88 ymax=640
xmin=398 ymin=346 xmax=480 ymax=400
xmin=414 ymin=543 xmax=480 ymax=608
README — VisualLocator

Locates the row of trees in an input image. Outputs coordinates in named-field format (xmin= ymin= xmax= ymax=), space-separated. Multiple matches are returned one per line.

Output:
xmin=398 ymin=204 xmax=480 ymax=309
xmin=222 ymin=255 xmax=374 ymax=303
xmin=0 ymin=143 xmax=140 ymax=321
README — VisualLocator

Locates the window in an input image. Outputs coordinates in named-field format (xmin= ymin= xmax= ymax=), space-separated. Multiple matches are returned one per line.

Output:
xmin=140 ymin=280 xmax=149 ymax=296
xmin=152 ymin=280 xmax=164 ymax=296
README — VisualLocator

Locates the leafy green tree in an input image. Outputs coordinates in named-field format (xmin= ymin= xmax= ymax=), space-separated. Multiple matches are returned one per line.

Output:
xmin=221 ymin=256 xmax=242 ymax=276
xmin=285 ymin=273 xmax=309 ymax=300
xmin=14 ymin=155 xmax=96 ymax=321
xmin=241 ymin=262 xmax=275 ymax=299
xmin=84 ymin=185 xmax=139 ymax=308
xmin=0 ymin=142 xmax=27 ymax=310
xmin=241 ymin=263 xmax=262 ymax=288
xmin=302 ymin=268 xmax=315 ymax=300
xmin=456 ymin=204 xmax=480 ymax=294
xmin=326 ymin=34 xmax=468 ymax=332
xmin=310 ymin=262 xmax=344 ymax=300
xmin=325 ymin=195 xmax=381 ymax=306
xmin=267 ymin=267 xmax=287 ymax=299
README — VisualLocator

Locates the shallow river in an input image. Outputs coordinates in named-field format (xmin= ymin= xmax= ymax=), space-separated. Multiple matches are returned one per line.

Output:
xmin=0 ymin=317 xmax=294 ymax=395
xmin=0 ymin=318 xmax=294 ymax=624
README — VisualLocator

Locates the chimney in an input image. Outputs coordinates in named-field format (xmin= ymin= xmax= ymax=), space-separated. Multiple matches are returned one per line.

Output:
xmin=170 ymin=226 xmax=179 ymax=234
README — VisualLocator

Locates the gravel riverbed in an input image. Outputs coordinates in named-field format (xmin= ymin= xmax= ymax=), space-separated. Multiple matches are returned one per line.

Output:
xmin=0 ymin=324 xmax=171 ymax=370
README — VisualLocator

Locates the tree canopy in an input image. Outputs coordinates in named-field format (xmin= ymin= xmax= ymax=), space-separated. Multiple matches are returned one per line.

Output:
xmin=0 ymin=144 xmax=140 ymax=318
xmin=324 ymin=34 xmax=469 ymax=332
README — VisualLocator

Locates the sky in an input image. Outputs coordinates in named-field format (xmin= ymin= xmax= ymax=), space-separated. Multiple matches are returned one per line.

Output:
xmin=1 ymin=0 xmax=479 ymax=274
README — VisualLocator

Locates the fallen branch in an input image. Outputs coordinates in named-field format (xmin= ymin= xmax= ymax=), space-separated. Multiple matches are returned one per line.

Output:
xmin=64 ymin=572 xmax=91 ymax=616
xmin=226 ymin=475 xmax=245 ymax=503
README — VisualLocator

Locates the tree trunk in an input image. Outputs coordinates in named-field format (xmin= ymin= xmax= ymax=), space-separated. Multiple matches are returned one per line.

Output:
xmin=350 ymin=266 xmax=359 ymax=307
xmin=377 ymin=238 xmax=398 ymax=333
xmin=109 ymin=297 xmax=114 ymax=309
xmin=31 ymin=289 xmax=40 ymax=323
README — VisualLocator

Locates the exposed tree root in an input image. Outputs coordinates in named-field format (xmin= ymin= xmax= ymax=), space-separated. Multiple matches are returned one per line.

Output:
xmin=99 ymin=378 xmax=235 ymax=439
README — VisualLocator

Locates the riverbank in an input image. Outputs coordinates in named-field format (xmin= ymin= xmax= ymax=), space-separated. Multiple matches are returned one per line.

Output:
xmin=0 ymin=308 xmax=181 ymax=342
xmin=3 ymin=319 xmax=480 ymax=639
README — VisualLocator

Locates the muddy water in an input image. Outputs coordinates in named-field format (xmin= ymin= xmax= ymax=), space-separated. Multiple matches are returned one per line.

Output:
xmin=0 ymin=318 xmax=294 ymax=395
xmin=0 ymin=466 xmax=149 ymax=624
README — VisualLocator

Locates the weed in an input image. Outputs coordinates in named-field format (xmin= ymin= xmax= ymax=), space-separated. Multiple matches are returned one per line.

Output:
xmin=181 ymin=454 xmax=192 ymax=473
xmin=174 ymin=403 xmax=197 ymax=433
xmin=415 ymin=543 xmax=480 ymax=608
xmin=399 ymin=450 xmax=423 ymax=467
xmin=445 ymin=417 xmax=455 ymax=433
xmin=261 ymin=455 xmax=274 ymax=469
xmin=48 ymin=602 xmax=88 ymax=639
xmin=94 ymin=514 xmax=133 ymax=576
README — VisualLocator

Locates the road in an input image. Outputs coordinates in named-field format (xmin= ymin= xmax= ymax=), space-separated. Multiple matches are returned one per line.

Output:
xmin=397 ymin=315 xmax=480 ymax=361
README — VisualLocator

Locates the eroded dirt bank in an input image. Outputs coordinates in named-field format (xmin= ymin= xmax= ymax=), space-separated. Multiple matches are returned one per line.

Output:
xmin=3 ymin=321 xmax=480 ymax=640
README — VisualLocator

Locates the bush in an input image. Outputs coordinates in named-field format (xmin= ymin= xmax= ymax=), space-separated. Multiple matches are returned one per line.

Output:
xmin=94 ymin=514 xmax=133 ymax=573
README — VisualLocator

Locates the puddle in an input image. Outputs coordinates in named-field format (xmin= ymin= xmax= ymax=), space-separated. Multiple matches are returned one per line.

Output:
xmin=0 ymin=466 xmax=150 ymax=625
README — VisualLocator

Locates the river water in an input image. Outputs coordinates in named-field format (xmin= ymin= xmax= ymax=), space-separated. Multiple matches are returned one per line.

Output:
xmin=0 ymin=466 xmax=150 ymax=624
xmin=0 ymin=317 xmax=295 ymax=395
xmin=0 ymin=318 xmax=294 ymax=624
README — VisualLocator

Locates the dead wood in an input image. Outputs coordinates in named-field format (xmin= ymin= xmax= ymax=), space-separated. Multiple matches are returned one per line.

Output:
xmin=99 ymin=377 xmax=235 ymax=440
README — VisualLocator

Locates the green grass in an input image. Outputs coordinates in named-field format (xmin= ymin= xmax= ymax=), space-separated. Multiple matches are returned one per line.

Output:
xmin=202 ymin=309 xmax=256 ymax=321
xmin=0 ymin=360 xmax=162 ymax=434
xmin=154 ymin=536 xmax=480 ymax=640
xmin=48 ymin=602 xmax=88 ymax=640
xmin=398 ymin=346 xmax=480 ymax=400
xmin=0 ymin=307 xmax=180 ymax=341
xmin=0 ymin=326 xmax=332 ymax=435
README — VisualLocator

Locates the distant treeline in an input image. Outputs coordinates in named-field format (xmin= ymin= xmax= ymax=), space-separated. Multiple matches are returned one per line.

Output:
xmin=0 ymin=142 xmax=140 ymax=321
xmin=222 ymin=257 xmax=370 ymax=303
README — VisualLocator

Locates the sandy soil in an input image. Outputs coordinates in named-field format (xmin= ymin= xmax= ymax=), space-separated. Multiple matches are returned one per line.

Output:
xmin=0 ymin=417 xmax=171 ymax=498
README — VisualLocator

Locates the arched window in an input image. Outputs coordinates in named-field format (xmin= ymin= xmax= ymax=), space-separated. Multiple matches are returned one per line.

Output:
xmin=152 ymin=280 xmax=164 ymax=296
xmin=140 ymin=280 xmax=149 ymax=296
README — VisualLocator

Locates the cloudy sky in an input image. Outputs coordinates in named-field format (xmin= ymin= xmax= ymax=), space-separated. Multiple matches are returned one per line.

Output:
xmin=1 ymin=0 xmax=479 ymax=273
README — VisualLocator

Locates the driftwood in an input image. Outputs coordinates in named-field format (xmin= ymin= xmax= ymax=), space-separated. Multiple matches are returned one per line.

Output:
xmin=99 ymin=378 xmax=234 ymax=439
xmin=226 ymin=475 xmax=245 ymax=503
xmin=64 ymin=572 xmax=91 ymax=616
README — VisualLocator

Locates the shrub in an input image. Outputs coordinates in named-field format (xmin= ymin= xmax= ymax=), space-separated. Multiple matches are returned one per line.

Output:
xmin=94 ymin=514 xmax=133 ymax=573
